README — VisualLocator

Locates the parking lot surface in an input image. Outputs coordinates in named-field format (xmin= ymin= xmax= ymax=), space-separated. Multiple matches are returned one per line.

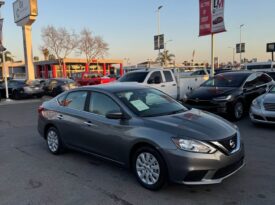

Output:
xmin=0 ymin=101 xmax=275 ymax=205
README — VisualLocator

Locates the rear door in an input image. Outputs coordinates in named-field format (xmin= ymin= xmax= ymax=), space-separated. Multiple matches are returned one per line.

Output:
xmin=162 ymin=70 xmax=178 ymax=99
xmin=56 ymin=90 xmax=90 ymax=148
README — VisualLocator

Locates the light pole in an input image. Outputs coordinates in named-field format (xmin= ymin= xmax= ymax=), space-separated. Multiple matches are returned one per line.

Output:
xmin=0 ymin=1 xmax=9 ymax=99
xmin=240 ymin=24 xmax=244 ymax=65
xmin=228 ymin=46 xmax=235 ymax=65
xmin=156 ymin=6 xmax=163 ymax=55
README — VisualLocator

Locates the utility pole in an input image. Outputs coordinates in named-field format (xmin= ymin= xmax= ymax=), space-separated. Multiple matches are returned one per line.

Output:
xmin=211 ymin=34 xmax=215 ymax=77
xmin=0 ymin=1 xmax=9 ymax=99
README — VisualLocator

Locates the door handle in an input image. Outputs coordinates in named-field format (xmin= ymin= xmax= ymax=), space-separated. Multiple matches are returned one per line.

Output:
xmin=161 ymin=85 xmax=166 ymax=87
xmin=172 ymin=84 xmax=176 ymax=86
xmin=84 ymin=121 xmax=95 ymax=127
xmin=57 ymin=115 xmax=63 ymax=120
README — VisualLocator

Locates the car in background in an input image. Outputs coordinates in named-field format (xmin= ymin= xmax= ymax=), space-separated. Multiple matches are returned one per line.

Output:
xmin=38 ymin=84 xmax=244 ymax=190
xmin=43 ymin=78 xmax=78 ymax=97
xmin=0 ymin=79 xmax=44 ymax=100
xmin=213 ymin=17 xmax=224 ymax=25
xmin=72 ymin=72 xmax=116 ymax=86
xmin=183 ymin=72 xmax=274 ymax=120
xmin=250 ymin=85 xmax=275 ymax=124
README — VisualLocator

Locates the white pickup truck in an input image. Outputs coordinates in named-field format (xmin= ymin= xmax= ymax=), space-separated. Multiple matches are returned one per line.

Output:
xmin=118 ymin=68 xmax=209 ymax=100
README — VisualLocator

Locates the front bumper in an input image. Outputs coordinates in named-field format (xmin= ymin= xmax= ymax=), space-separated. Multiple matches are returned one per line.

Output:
xmin=250 ymin=105 xmax=275 ymax=124
xmin=162 ymin=142 xmax=245 ymax=185
xmin=183 ymin=101 xmax=229 ymax=114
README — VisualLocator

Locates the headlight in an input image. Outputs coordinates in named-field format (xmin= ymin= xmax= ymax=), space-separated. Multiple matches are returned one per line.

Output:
xmin=213 ymin=95 xmax=232 ymax=101
xmin=172 ymin=138 xmax=216 ymax=154
xmin=252 ymin=99 xmax=261 ymax=109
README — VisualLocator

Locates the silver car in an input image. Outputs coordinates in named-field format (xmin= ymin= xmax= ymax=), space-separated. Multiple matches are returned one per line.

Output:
xmin=38 ymin=83 xmax=245 ymax=190
xmin=250 ymin=85 xmax=275 ymax=124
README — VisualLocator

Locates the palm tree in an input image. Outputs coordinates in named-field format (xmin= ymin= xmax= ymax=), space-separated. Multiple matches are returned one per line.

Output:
xmin=0 ymin=51 xmax=14 ymax=62
xmin=41 ymin=47 xmax=50 ymax=60
xmin=156 ymin=50 xmax=175 ymax=66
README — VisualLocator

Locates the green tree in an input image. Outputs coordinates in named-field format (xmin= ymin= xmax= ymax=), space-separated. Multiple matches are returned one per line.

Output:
xmin=156 ymin=50 xmax=175 ymax=66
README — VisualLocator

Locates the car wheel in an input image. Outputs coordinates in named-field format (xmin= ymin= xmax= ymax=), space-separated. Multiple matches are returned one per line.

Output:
xmin=46 ymin=127 xmax=65 ymax=155
xmin=231 ymin=101 xmax=244 ymax=121
xmin=132 ymin=146 xmax=167 ymax=190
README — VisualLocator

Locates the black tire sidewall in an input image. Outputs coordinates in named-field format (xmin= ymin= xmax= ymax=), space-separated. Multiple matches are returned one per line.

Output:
xmin=229 ymin=101 xmax=244 ymax=121
xmin=132 ymin=146 xmax=167 ymax=190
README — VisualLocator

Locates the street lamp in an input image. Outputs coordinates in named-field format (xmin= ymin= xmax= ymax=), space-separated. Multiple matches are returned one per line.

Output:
xmin=156 ymin=6 xmax=163 ymax=55
xmin=240 ymin=24 xmax=244 ymax=64
xmin=228 ymin=46 xmax=235 ymax=65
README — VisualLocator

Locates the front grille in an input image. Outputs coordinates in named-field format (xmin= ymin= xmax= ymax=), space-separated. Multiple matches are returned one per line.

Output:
xmin=213 ymin=158 xmax=244 ymax=179
xmin=264 ymin=103 xmax=275 ymax=111
xmin=218 ymin=134 xmax=238 ymax=154
xmin=184 ymin=170 xmax=208 ymax=182
xmin=266 ymin=117 xmax=275 ymax=122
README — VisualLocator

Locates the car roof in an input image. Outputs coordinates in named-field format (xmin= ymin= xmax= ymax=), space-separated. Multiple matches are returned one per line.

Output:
xmin=77 ymin=82 xmax=149 ymax=93
xmin=216 ymin=71 xmax=255 ymax=77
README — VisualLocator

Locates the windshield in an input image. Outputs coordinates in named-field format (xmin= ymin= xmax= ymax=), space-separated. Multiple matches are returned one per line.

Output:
xmin=118 ymin=72 xmax=148 ymax=83
xmin=202 ymin=73 xmax=247 ymax=88
xmin=115 ymin=88 xmax=187 ymax=117
xmin=269 ymin=86 xmax=275 ymax=93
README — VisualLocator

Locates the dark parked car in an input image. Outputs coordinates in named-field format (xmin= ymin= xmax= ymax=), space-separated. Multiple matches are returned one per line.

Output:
xmin=0 ymin=79 xmax=44 ymax=100
xmin=38 ymin=83 xmax=244 ymax=190
xmin=43 ymin=78 xmax=78 ymax=97
xmin=266 ymin=72 xmax=275 ymax=80
xmin=184 ymin=71 xmax=274 ymax=120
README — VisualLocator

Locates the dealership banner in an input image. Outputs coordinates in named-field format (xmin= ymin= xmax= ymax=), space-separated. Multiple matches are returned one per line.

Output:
xmin=199 ymin=0 xmax=226 ymax=36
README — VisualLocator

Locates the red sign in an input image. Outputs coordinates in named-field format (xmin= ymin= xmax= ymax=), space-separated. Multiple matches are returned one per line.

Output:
xmin=199 ymin=0 xmax=226 ymax=36
xmin=199 ymin=0 xmax=212 ymax=36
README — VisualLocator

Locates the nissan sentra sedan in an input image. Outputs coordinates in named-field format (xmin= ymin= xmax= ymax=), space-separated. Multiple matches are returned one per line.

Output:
xmin=250 ymin=85 xmax=275 ymax=124
xmin=38 ymin=83 xmax=245 ymax=190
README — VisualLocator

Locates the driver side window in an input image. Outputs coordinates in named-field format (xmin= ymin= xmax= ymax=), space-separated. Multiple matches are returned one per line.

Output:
xmin=89 ymin=92 xmax=121 ymax=116
xmin=148 ymin=71 xmax=163 ymax=84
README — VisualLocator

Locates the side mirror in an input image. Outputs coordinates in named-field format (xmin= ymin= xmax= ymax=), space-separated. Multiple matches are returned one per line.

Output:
xmin=106 ymin=111 xmax=124 ymax=120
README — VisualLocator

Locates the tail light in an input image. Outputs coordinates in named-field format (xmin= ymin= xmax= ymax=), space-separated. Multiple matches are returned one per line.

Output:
xmin=38 ymin=105 xmax=45 ymax=115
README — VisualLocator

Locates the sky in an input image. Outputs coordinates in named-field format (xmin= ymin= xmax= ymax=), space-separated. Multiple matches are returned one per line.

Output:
xmin=2 ymin=0 xmax=275 ymax=65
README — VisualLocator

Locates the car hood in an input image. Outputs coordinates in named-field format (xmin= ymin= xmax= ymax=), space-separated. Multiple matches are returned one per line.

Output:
xmin=187 ymin=86 xmax=238 ymax=100
xmin=144 ymin=109 xmax=237 ymax=141
xmin=260 ymin=93 xmax=275 ymax=103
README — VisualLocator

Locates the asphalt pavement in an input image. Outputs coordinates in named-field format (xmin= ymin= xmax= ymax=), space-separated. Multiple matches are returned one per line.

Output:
xmin=0 ymin=100 xmax=274 ymax=205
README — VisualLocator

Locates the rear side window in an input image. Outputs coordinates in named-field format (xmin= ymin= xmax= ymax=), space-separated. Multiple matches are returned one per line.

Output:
xmin=63 ymin=91 xmax=88 ymax=111
xmin=89 ymin=92 xmax=121 ymax=116
xmin=257 ymin=74 xmax=272 ymax=85
xmin=164 ymin=71 xmax=174 ymax=82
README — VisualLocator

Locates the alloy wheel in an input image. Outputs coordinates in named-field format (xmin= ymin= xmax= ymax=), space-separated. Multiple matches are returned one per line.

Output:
xmin=234 ymin=102 xmax=244 ymax=120
xmin=136 ymin=152 xmax=160 ymax=185
xmin=47 ymin=130 xmax=59 ymax=153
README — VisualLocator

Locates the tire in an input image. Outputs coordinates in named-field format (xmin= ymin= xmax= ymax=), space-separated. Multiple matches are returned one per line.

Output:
xmin=46 ymin=127 xmax=65 ymax=155
xmin=230 ymin=101 xmax=244 ymax=121
xmin=132 ymin=146 xmax=167 ymax=190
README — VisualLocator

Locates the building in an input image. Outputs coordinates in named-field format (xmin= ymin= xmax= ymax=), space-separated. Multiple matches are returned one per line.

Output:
xmin=1 ymin=58 xmax=124 ymax=79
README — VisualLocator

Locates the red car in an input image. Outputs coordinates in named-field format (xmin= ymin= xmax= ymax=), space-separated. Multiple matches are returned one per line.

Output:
xmin=72 ymin=72 xmax=116 ymax=86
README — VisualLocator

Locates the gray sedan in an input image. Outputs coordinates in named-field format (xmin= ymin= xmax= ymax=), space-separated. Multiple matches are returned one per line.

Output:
xmin=38 ymin=83 xmax=245 ymax=190
xmin=250 ymin=85 xmax=275 ymax=124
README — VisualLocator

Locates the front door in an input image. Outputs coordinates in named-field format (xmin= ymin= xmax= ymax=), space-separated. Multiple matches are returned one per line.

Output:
xmin=81 ymin=91 xmax=129 ymax=162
